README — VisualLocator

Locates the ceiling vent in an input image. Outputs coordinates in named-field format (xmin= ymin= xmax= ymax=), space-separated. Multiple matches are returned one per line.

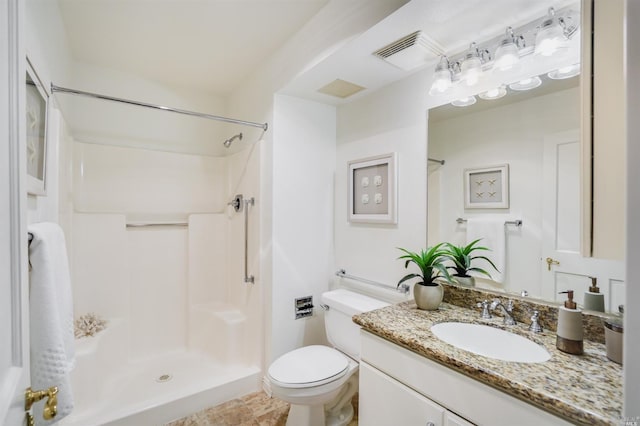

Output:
xmin=317 ymin=79 xmax=367 ymax=99
xmin=373 ymin=31 xmax=444 ymax=71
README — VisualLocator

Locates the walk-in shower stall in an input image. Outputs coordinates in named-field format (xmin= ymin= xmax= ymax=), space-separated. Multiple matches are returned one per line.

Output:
xmin=53 ymin=87 xmax=265 ymax=426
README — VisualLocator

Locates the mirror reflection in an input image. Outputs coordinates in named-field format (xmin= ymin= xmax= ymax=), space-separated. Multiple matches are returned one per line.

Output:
xmin=427 ymin=73 xmax=625 ymax=312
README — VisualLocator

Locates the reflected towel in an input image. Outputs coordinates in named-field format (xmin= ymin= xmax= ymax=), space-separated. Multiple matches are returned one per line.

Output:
xmin=28 ymin=222 xmax=75 ymax=424
xmin=466 ymin=218 xmax=505 ymax=283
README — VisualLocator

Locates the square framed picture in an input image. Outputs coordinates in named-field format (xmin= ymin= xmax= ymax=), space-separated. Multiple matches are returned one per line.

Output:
xmin=464 ymin=164 xmax=509 ymax=209
xmin=348 ymin=153 xmax=397 ymax=224
xmin=25 ymin=58 xmax=49 ymax=196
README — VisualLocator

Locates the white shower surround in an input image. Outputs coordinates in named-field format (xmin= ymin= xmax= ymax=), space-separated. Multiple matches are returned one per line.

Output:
xmin=59 ymin=142 xmax=263 ymax=425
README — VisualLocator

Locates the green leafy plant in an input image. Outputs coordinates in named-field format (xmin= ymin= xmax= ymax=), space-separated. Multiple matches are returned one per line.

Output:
xmin=397 ymin=243 xmax=453 ymax=288
xmin=443 ymin=239 xmax=499 ymax=279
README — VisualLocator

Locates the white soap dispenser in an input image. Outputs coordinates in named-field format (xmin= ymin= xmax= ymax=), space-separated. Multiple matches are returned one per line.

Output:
xmin=584 ymin=277 xmax=605 ymax=312
xmin=556 ymin=290 xmax=584 ymax=355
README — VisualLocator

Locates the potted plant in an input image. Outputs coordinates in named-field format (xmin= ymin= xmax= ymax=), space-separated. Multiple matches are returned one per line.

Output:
xmin=397 ymin=243 xmax=453 ymax=310
xmin=443 ymin=239 xmax=499 ymax=287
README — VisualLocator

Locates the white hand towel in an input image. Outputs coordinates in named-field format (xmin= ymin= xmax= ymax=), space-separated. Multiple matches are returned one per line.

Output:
xmin=28 ymin=222 xmax=75 ymax=424
xmin=465 ymin=218 xmax=505 ymax=283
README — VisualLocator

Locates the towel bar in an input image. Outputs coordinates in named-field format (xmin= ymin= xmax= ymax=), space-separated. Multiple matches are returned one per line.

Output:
xmin=456 ymin=218 xmax=523 ymax=227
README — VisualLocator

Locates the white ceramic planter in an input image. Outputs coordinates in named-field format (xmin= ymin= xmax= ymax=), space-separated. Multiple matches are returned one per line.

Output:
xmin=413 ymin=283 xmax=443 ymax=310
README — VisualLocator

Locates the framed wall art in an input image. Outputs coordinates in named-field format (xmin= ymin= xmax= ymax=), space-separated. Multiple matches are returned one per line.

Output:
xmin=464 ymin=164 xmax=509 ymax=209
xmin=25 ymin=58 xmax=49 ymax=196
xmin=348 ymin=152 xmax=397 ymax=224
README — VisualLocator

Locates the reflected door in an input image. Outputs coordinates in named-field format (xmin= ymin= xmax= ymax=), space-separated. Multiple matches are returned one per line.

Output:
xmin=541 ymin=130 xmax=624 ymax=312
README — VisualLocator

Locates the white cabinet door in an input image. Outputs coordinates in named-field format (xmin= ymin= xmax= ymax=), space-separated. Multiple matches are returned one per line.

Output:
xmin=360 ymin=362 xmax=445 ymax=426
xmin=445 ymin=411 xmax=475 ymax=426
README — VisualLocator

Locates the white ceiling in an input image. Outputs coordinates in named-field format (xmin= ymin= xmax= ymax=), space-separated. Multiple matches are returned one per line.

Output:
xmin=282 ymin=0 xmax=579 ymax=105
xmin=58 ymin=0 xmax=578 ymax=102
xmin=57 ymin=0 xmax=330 ymax=96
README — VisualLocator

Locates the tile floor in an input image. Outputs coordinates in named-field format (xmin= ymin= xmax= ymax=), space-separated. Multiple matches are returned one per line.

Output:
xmin=166 ymin=391 xmax=358 ymax=426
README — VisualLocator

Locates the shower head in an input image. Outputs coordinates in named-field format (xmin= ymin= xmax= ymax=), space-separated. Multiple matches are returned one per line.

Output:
xmin=223 ymin=132 xmax=243 ymax=148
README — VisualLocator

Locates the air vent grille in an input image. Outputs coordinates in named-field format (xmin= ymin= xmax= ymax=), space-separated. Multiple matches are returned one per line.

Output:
xmin=373 ymin=31 xmax=444 ymax=71
xmin=375 ymin=31 xmax=422 ymax=58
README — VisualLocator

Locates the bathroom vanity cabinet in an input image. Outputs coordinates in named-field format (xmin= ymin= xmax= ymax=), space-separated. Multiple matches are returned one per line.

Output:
xmin=359 ymin=331 xmax=572 ymax=426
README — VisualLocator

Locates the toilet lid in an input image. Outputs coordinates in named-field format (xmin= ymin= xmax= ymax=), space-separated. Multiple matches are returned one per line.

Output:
xmin=268 ymin=345 xmax=349 ymax=388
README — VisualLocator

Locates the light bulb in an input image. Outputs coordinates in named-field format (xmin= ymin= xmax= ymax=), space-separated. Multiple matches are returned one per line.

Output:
xmin=429 ymin=57 xmax=452 ymax=95
xmin=509 ymin=76 xmax=542 ymax=91
xmin=548 ymin=63 xmax=580 ymax=79
xmin=460 ymin=43 xmax=483 ymax=87
xmin=534 ymin=10 xmax=569 ymax=58
xmin=494 ymin=40 xmax=519 ymax=72
xmin=451 ymin=96 xmax=477 ymax=107
xmin=479 ymin=86 xmax=507 ymax=100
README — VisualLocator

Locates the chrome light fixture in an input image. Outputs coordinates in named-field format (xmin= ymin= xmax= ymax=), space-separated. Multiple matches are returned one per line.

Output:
xmin=534 ymin=8 xmax=570 ymax=57
xmin=460 ymin=43 xmax=488 ymax=87
xmin=494 ymin=27 xmax=524 ymax=73
xmin=426 ymin=5 xmax=578 ymax=101
xmin=509 ymin=76 xmax=542 ymax=91
xmin=428 ymin=56 xmax=453 ymax=95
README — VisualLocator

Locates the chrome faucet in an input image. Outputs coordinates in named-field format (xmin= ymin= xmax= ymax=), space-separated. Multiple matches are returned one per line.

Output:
xmin=490 ymin=299 xmax=517 ymax=325
xmin=476 ymin=300 xmax=492 ymax=319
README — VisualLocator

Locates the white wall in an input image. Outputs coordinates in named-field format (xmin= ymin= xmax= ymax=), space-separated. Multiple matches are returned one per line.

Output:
xmin=270 ymin=94 xmax=336 ymax=362
xmin=24 ymin=0 xmax=73 ymax=225
xmin=428 ymin=87 xmax=580 ymax=296
xmin=225 ymin=0 xmax=408 ymax=368
xmin=335 ymin=71 xmax=429 ymax=289
xmin=67 ymin=61 xmax=229 ymax=157
xmin=624 ymin=0 xmax=640 ymax=416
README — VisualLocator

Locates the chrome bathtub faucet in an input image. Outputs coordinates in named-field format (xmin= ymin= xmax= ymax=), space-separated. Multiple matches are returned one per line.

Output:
xmin=490 ymin=299 xmax=517 ymax=325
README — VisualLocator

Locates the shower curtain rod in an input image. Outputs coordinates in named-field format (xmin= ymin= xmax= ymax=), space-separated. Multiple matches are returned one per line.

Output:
xmin=50 ymin=84 xmax=269 ymax=131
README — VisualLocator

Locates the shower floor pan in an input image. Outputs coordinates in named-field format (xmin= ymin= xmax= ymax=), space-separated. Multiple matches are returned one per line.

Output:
xmin=60 ymin=351 xmax=260 ymax=426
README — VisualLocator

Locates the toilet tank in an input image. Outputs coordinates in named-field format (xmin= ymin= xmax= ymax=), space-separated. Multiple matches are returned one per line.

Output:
xmin=321 ymin=289 xmax=389 ymax=360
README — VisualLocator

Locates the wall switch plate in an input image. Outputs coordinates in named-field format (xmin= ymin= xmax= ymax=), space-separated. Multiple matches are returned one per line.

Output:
xmin=295 ymin=296 xmax=313 ymax=319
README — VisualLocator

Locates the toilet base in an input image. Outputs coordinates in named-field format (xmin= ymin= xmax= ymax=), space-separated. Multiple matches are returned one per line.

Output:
xmin=284 ymin=402 xmax=354 ymax=426
xmin=284 ymin=373 xmax=358 ymax=426
xmin=285 ymin=403 xmax=326 ymax=426
xmin=326 ymin=402 xmax=353 ymax=426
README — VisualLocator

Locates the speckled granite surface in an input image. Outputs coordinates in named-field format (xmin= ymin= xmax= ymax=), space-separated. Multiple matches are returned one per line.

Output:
xmin=353 ymin=301 xmax=623 ymax=426
xmin=442 ymin=283 xmax=619 ymax=344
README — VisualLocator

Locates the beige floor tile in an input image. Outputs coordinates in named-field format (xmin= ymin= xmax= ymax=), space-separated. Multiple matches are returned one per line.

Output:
xmin=168 ymin=390 xmax=359 ymax=426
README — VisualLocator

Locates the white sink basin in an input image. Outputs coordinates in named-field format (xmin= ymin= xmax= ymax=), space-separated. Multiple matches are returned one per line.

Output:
xmin=430 ymin=322 xmax=551 ymax=363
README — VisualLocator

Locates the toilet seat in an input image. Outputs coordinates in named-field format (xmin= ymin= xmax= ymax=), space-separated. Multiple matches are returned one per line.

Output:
xmin=268 ymin=345 xmax=349 ymax=389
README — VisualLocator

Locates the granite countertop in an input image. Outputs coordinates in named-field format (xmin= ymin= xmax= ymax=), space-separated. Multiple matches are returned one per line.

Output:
xmin=353 ymin=301 xmax=623 ymax=426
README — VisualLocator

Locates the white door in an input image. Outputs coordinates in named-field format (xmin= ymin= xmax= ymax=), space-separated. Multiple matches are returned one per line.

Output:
xmin=541 ymin=130 xmax=625 ymax=312
xmin=1 ymin=0 xmax=30 ymax=424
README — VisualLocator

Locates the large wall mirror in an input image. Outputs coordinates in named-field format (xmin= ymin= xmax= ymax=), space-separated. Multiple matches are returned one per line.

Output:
xmin=425 ymin=0 xmax=625 ymax=313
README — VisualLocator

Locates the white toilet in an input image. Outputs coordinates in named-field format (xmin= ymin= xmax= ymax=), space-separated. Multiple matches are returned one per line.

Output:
xmin=268 ymin=289 xmax=389 ymax=426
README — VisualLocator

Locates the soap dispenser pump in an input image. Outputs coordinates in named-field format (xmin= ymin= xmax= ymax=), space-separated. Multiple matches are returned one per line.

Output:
xmin=556 ymin=290 xmax=584 ymax=355
xmin=584 ymin=277 xmax=605 ymax=312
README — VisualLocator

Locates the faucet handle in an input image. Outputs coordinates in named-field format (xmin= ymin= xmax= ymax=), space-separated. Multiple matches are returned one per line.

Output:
xmin=529 ymin=310 xmax=543 ymax=333
xmin=476 ymin=300 xmax=491 ymax=319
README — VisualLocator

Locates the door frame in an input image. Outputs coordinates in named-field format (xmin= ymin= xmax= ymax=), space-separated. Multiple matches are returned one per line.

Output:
xmin=1 ymin=0 xmax=30 ymax=424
